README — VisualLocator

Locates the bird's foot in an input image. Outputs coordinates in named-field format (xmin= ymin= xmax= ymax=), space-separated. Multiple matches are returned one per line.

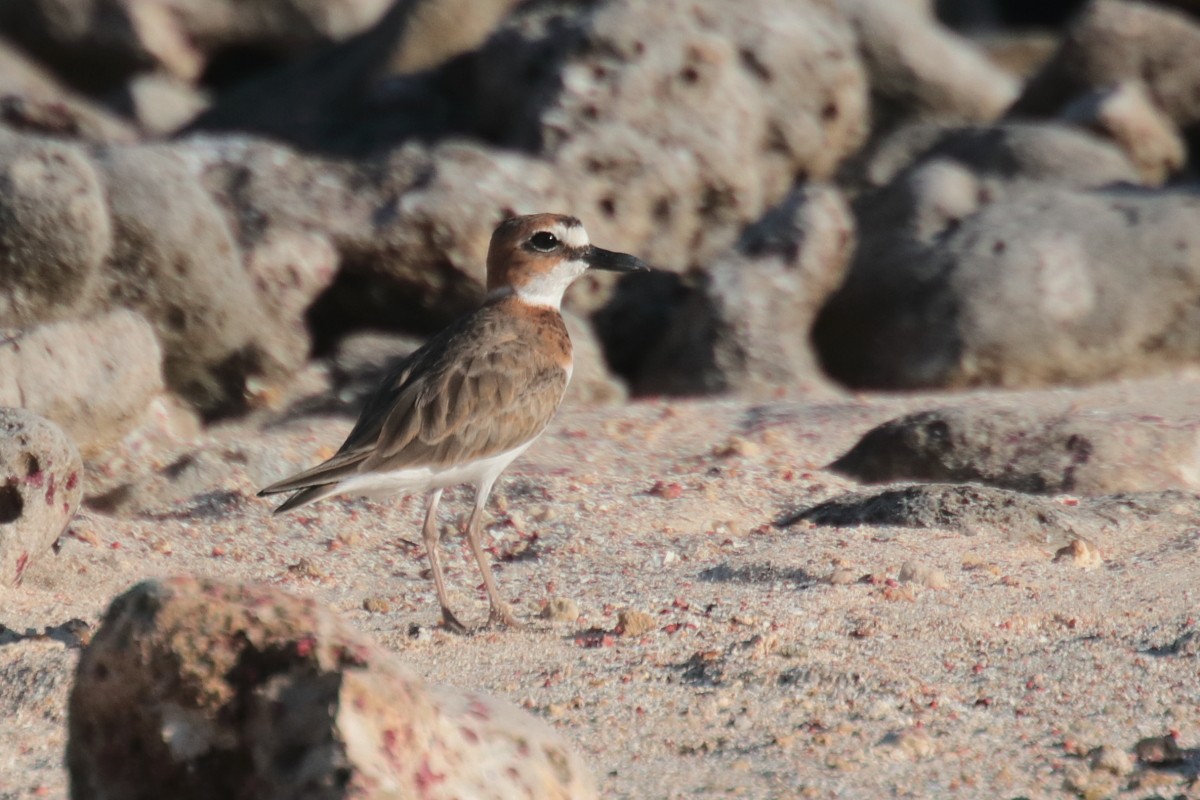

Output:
xmin=439 ymin=607 xmax=469 ymax=635
xmin=485 ymin=605 xmax=524 ymax=630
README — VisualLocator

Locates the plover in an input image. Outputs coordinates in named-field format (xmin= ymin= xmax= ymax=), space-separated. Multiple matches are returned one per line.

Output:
xmin=259 ymin=214 xmax=648 ymax=631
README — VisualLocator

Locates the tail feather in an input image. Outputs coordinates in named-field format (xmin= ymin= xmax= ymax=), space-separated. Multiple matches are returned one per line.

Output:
xmin=258 ymin=450 xmax=370 ymax=513
xmin=271 ymin=484 xmax=341 ymax=514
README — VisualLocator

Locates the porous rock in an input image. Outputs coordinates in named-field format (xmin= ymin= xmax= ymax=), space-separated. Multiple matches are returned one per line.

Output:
xmin=830 ymin=405 xmax=1200 ymax=496
xmin=814 ymin=183 xmax=1200 ymax=389
xmin=67 ymin=577 xmax=597 ymax=799
xmin=95 ymin=145 xmax=260 ymax=414
xmin=0 ymin=130 xmax=113 ymax=328
xmin=482 ymin=0 xmax=867 ymax=268
xmin=193 ymin=0 xmax=868 ymax=274
xmin=611 ymin=184 xmax=852 ymax=396
xmin=0 ymin=407 xmax=82 ymax=586
xmin=0 ymin=311 xmax=164 ymax=455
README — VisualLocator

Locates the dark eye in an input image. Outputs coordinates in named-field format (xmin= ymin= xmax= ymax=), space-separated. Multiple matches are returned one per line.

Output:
xmin=529 ymin=231 xmax=560 ymax=252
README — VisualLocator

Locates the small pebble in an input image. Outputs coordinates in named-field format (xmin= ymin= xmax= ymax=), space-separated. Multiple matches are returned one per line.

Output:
xmin=615 ymin=609 xmax=656 ymax=637
xmin=898 ymin=561 xmax=948 ymax=589
xmin=362 ymin=597 xmax=390 ymax=614
xmin=1135 ymin=734 xmax=1183 ymax=765
xmin=1054 ymin=537 xmax=1103 ymax=569
xmin=1090 ymin=744 xmax=1133 ymax=776
xmin=828 ymin=568 xmax=857 ymax=586
xmin=540 ymin=597 xmax=580 ymax=623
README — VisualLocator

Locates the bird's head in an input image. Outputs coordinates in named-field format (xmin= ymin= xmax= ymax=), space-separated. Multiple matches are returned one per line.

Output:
xmin=486 ymin=213 xmax=649 ymax=308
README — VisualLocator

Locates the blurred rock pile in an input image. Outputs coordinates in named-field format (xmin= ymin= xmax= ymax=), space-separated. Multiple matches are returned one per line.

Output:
xmin=1 ymin=0 xmax=1200 ymax=474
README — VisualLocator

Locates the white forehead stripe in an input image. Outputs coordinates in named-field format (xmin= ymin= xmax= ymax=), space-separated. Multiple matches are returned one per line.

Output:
xmin=558 ymin=223 xmax=590 ymax=250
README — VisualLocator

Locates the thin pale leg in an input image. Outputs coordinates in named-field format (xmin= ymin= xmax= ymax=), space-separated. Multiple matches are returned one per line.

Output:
xmin=466 ymin=477 xmax=521 ymax=629
xmin=420 ymin=489 xmax=466 ymax=633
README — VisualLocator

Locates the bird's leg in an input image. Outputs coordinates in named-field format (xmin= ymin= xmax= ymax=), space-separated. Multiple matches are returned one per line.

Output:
xmin=420 ymin=489 xmax=466 ymax=634
xmin=466 ymin=479 xmax=521 ymax=629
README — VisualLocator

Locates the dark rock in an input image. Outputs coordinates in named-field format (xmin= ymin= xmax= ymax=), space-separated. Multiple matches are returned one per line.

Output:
xmin=780 ymin=483 xmax=1096 ymax=545
xmin=830 ymin=405 xmax=1200 ymax=495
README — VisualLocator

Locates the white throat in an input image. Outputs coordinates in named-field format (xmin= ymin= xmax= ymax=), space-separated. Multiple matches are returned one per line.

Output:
xmin=511 ymin=260 xmax=587 ymax=309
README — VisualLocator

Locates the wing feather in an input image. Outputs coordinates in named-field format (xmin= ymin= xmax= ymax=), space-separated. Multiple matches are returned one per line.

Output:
xmin=259 ymin=301 xmax=570 ymax=507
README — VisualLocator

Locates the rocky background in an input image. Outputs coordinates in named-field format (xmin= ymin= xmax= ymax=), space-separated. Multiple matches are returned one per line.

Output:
xmin=1 ymin=0 xmax=1200 ymax=797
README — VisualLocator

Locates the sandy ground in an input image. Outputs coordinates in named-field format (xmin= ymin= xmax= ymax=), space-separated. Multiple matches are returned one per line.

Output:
xmin=1 ymin=367 xmax=1199 ymax=799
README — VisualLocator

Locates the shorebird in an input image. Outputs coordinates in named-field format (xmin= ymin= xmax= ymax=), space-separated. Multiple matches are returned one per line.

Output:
xmin=259 ymin=214 xmax=648 ymax=631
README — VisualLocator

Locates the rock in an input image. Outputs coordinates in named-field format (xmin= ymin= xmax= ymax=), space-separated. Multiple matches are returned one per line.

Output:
xmin=1053 ymin=537 xmax=1103 ymax=569
xmin=0 ymin=0 xmax=393 ymax=93
xmin=67 ymin=577 xmax=597 ymax=799
xmin=1058 ymin=82 xmax=1186 ymax=186
xmin=0 ymin=311 xmax=164 ymax=456
xmin=601 ymin=185 xmax=852 ymax=396
xmin=1134 ymin=734 xmax=1185 ymax=765
xmin=0 ymin=407 xmax=82 ymax=586
xmin=0 ymin=130 xmax=113 ymax=328
xmin=814 ymin=183 xmax=1200 ymax=389
xmin=897 ymin=561 xmax=947 ymax=589
xmin=117 ymin=72 xmax=210 ymax=134
xmin=779 ymin=483 xmax=1097 ymax=546
xmin=862 ymin=121 xmax=1141 ymax=190
xmin=1010 ymin=0 xmax=1200 ymax=130
xmin=242 ymin=228 xmax=339 ymax=376
xmin=95 ymin=145 xmax=260 ymax=414
xmin=1090 ymin=744 xmax=1134 ymax=777
xmin=0 ymin=40 xmax=135 ymax=143
xmin=377 ymin=141 xmax=570 ymax=294
xmin=194 ymin=0 xmax=867 ymax=273
xmin=615 ymin=609 xmax=656 ymax=637
xmin=836 ymin=0 xmax=1018 ymax=128
xmin=480 ymin=0 xmax=867 ymax=268
xmin=829 ymin=405 xmax=1200 ymax=496
xmin=540 ymin=597 xmax=581 ymax=623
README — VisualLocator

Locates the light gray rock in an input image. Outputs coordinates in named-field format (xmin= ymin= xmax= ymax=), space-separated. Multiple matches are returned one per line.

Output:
xmin=0 ymin=130 xmax=113 ymax=328
xmin=0 ymin=311 xmax=164 ymax=456
xmin=836 ymin=0 xmax=1018 ymax=127
xmin=68 ymin=577 xmax=598 ymax=799
xmin=814 ymin=174 xmax=1200 ymax=388
xmin=0 ymin=407 xmax=82 ymax=586
xmin=862 ymin=121 xmax=1141 ymax=190
xmin=0 ymin=39 xmax=135 ymax=143
xmin=95 ymin=145 xmax=259 ymax=414
xmin=480 ymin=0 xmax=867 ymax=269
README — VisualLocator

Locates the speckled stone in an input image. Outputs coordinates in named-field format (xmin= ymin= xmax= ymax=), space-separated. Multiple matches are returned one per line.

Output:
xmin=67 ymin=577 xmax=598 ymax=800
xmin=0 ymin=407 xmax=82 ymax=586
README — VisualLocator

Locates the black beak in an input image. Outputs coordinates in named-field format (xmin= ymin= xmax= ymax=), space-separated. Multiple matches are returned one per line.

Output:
xmin=583 ymin=245 xmax=650 ymax=273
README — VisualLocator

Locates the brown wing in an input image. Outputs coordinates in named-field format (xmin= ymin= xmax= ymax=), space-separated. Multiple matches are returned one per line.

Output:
xmin=364 ymin=313 xmax=569 ymax=472
xmin=258 ymin=302 xmax=569 ymax=501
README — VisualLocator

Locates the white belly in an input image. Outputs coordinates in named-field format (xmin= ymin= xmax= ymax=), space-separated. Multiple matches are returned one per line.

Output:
xmin=332 ymin=440 xmax=536 ymax=499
